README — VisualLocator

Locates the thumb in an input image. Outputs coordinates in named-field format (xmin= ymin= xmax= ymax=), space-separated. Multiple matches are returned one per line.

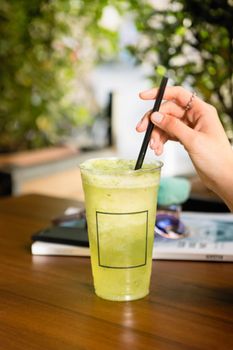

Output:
xmin=151 ymin=111 xmax=196 ymax=149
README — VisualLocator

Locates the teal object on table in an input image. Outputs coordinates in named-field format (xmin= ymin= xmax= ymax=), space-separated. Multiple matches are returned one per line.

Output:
xmin=158 ymin=177 xmax=191 ymax=206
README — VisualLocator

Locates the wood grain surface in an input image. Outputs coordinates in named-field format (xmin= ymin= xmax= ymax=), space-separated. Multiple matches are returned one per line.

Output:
xmin=0 ymin=194 xmax=233 ymax=350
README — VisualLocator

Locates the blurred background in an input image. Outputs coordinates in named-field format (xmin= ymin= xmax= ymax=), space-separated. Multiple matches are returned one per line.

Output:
xmin=0 ymin=0 xmax=232 ymax=202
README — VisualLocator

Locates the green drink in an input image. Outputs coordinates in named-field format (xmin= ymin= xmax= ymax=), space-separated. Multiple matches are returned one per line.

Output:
xmin=80 ymin=158 xmax=162 ymax=301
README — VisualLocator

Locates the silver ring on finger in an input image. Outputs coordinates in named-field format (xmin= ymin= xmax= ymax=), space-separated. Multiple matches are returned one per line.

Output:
xmin=184 ymin=91 xmax=197 ymax=112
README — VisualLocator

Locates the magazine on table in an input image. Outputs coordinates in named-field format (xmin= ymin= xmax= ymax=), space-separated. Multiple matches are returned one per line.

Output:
xmin=153 ymin=212 xmax=233 ymax=261
xmin=31 ymin=211 xmax=233 ymax=262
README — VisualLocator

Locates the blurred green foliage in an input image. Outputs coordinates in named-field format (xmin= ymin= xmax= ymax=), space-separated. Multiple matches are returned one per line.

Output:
xmin=0 ymin=0 xmax=119 ymax=151
xmin=1 ymin=0 xmax=233 ymax=151
xmin=127 ymin=0 xmax=233 ymax=139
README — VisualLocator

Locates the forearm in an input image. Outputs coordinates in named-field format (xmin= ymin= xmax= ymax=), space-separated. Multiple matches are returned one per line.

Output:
xmin=192 ymin=145 xmax=233 ymax=212
xmin=221 ymin=197 xmax=233 ymax=213
xmin=211 ymin=164 xmax=233 ymax=212
xmin=215 ymin=185 xmax=233 ymax=213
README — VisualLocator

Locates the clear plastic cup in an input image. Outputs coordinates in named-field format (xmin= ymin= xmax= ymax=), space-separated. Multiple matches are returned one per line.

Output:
xmin=80 ymin=158 xmax=163 ymax=301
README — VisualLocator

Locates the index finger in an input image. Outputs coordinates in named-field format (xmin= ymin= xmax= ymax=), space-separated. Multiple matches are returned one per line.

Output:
xmin=139 ymin=86 xmax=204 ymax=109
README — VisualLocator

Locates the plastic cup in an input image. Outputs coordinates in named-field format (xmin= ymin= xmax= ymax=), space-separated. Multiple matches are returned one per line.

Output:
xmin=80 ymin=158 xmax=163 ymax=301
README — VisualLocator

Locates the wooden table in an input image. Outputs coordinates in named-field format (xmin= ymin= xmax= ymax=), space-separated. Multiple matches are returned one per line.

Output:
xmin=0 ymin=194 xmax=233 ymax=350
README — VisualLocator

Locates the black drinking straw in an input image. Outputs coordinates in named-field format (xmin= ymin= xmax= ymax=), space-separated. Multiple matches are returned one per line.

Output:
xmin=134 ymin=75 xmax=168 ymax=170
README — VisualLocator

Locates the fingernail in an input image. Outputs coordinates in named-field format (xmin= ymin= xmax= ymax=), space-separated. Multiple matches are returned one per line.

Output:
xmin=136 ymin=119 xmax=142 ymax=128
xmin=151 ymin=112 xmax=163 ymax=123
xmin=139 ymin=89 xmax=148 ymax=95
xmin=150 ymin=138 xmax=154 ymax=148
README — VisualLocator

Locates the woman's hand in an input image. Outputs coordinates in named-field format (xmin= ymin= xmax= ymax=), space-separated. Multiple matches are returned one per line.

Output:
xmin=136 ymin=86 xmax=233 ymax=211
